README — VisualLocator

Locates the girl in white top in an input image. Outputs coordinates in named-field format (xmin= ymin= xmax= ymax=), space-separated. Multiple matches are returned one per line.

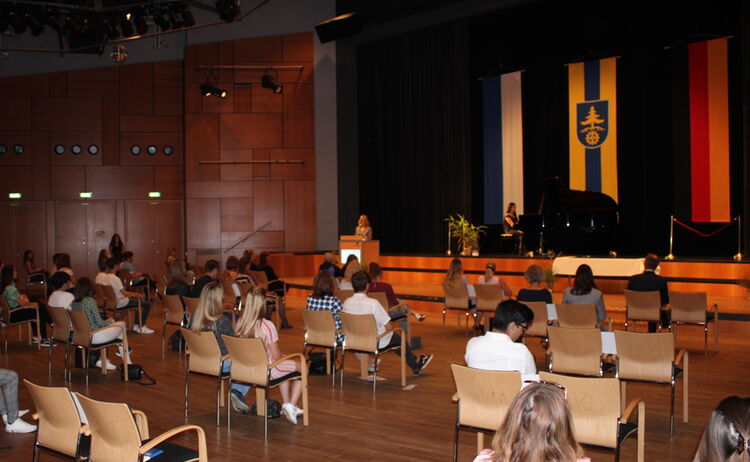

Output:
xmin=476 ymin=262 xmax=513 ymax=299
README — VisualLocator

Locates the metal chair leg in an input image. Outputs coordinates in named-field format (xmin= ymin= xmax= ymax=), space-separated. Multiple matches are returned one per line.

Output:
xmin=670 ymin=381 xmax=675 ymax=436
xmin=184 ymin=369 xmax=190 ymax=419
xmin=340 ymin=348 xmax=346 ymax=388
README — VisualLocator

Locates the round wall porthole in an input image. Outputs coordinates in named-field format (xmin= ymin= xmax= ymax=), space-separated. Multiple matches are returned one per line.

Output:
xmin=131 ymin=145 xmax=141 ymax=155
xmin=71 ymin=145 xmax=82 ymax=155
xmin=147 ymin=145 xmax=157 ymax=155
xmin=88 ymin=145 xmax=99 ymax=155
xmin=0 ymin=144 xmax=6 ymax=154
xmin=54 ymin=144 xmax=65 ymax=154
xmin=14 ymin=144 xmax=24 ymax=154
xmin=163 ymin=145 xmax=173 ymax=155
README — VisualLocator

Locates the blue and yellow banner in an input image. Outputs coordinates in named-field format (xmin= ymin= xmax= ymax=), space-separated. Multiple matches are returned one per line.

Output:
xmin=568 ymin=57 xmax=618 ymax=202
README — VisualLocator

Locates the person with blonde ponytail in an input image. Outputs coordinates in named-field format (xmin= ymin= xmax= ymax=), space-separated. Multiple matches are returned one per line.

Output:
xmin=476 ymin=261 xmax=512 ymax=300
xmin=235 ymin=289 xmax=303 ymax=425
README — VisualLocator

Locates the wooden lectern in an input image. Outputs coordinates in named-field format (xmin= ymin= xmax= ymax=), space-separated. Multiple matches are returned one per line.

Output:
xmin=339 ymin=235 xmax=380 ymax=264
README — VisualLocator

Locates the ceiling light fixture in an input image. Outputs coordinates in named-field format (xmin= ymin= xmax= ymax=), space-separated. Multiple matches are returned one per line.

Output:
xmin=110 ymin=44 xmax=127 ymax=63
xmin=261 ymin=68 xmax=283 ymax=94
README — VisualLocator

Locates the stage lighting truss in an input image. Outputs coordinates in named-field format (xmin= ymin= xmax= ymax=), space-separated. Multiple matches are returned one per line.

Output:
xmin=200 ymin=71 xmax=227 ymax=98
xmin=261 ymin=68 xmax=283 ymax=94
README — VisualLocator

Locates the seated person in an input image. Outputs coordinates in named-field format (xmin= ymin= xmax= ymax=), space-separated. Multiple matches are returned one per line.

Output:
xmin=236 ymin=257 xmax=258 ymax=285
xmin=22 ymin=250 xmax=47 ymax=283
xmin=367 ymin=262 xmax=426 ymax=323
xmin=47 ymin=271 xmax=74 ymax=309
xmin=340 ymin=254 xmax=359 ymax=277
xmin=318 ymin=252 xmax=342 ymax=278
xmin=627 ymin=253 xmax=669 ymax=332
xmin=339 ymin=260 xmax=361 ymax=291
xmin=306 ymin=271 xmax=344 ymax=345
xmin=192 ymin=259 xmax=220 ymax=298
xmin=693 ymin=396 xmax=750 ymax=462
xmin=101 ymin=258 xmax=152 ymax=334
xmin=562 ymin=264 xmax=607 ymax=330
xmin=1 ymin=369 xmax=37 ymax=433
xmin=1 ymin=265 xmax=49 ymax=344
xmin=256 ymin=252 xmax=291 ymax=329
xmin=223 ymin=256 xmax=241 ymax=282
xmin=56 ymin=253 xmax=75 ymax=281
xmin=71 ymin=278 xmax=132 ymax=370
xmin=464 ymin=300 xmax=536 ymax=375
xmin=120 ymin=251 xmax=155 ymax=297
xmin=165 ymin=262 xmax=191 ymax=298
xmin=476 ymin=261 xmax=513 ymax=299
xmin=517 ymin=264 xmax=552 ymax=304
xmin=343 ymin=271 xmax=433 ymax=376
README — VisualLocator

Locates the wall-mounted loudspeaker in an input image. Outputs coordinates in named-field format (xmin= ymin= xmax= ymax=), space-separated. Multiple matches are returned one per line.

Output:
xmin=315 ymin=12 xmax=361 ymax=43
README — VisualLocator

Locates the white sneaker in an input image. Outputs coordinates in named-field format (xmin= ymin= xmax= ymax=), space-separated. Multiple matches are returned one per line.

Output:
xmin=131 ymin=325 xmax=141 ymax=333
xmin=294 ymin=405 xmax=304 ymax=416
xmin=281 ymin=403 xmax=297 ymax=425
xmin=2 ymin=409 xmax=29 ymax=424
xmin=95 ymin=359 xmax=117 ymax=371
xmin=6 ymin=418 xmax=37 ymax=433
xmin=136 ymin=325 xmax=154 ymax=334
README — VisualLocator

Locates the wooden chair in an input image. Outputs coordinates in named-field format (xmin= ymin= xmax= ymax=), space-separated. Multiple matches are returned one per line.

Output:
xmin=340 ymin=312 xmax=406 ymax=391
xmin=180 ymin=327 xmax=229 ymax=426
xmin=101 ymin=284 xmax=142 ymax=331
xmin=25 ymin=271 xmax=47 ymax=304
xmin=0 ymin=295 xmax=41 ymax=352
xmin=253 ymin=270 xmax=286 ymax=295
xmin=162 ymin=294 xmax=186 ymax=356
xmin=235 ymin=281 xmax=254 ymax=310
xmin=556 ymin=303 xmax=611 ymax=330
xmin=182 ymin=296 xmax=199 ymax=320
xmin=69 ymin=310 xmax=129 ymax=387
xmin=75 ymin=393 xmax=207 ymax=462
xmin=615 ymin=331 xmax=688 ymax=436
xmin=47 ymin=306 xmax=73 ymax=379
xmin=523 ymin=301 xmax=550 ymax=345
xmin=449 ymin=364 xmax=521 ymax=462
xmin=668 ymin=291 xmax=718 ymax=356
xmin=474 ymin=284 xmax=504 ymax=334
xmin=539 ymin=372 xmax=645 ymax=462
xmin=221 ymin=335 xmax=309 ymax=436
xmin=221 ymin=280 xmax=239 ymax=309
xmin=93 ymin=283 xmax=106 ymax=310
xmin=367 ymin=291 xmax=411 ymax=340
xmin=442 ymin=283 xmax=472 ymax=335
xmin=24 ymin=379 xmax=88 ymax=462
xmin=302 ymin=310 xmax=341 ymax=388
xmin=547 ymin=326 xmax=605 ymax=377
xmin=333 ymin=288 xmax=354 ymax=304
xmin=624 ymin=290 xmax=662 ymax=331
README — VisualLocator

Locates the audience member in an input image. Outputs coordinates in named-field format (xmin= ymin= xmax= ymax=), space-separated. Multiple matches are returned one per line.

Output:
xmin=368 ymin=262 xmax=426 ymax=323
xmin=97 ymin=249 xmax=108 ymax=267
xmin=318 ymin=252 xmax=342 ymax=278
xmin=223 ymin=256 xmax=240 ymax=281
xmin=465 ymin=300 xmax=536 ymax=375
xmin=22 ymin=250 xmax=47 ymax=283
xmin=47 ymin=271 xmax=74 ymax=309
xmin=120 ymin=251 xmax=154 ymax=292
xmin=693 ymin=396 xmax=750 ymax=462
xmin=339 ymin=259 xmax=361 ymax=291
xmin=237 ymin=257 xmax=258 ymax=285
xmin=192 ymin=259 xmax=220 ymax=298
xmin=627 ymin=253 xmax=669 ymax=332
xmin=341 ymin=254 xmax=358 ymax=277
xmin=517 ymin=264 xmax=552 ymax=304
xmin=0 ymin=369 xmax=37 ymax=433
xmin=166 ymin=262 xmax=191 ymax=298
xmin=109 ymin=233 xmax=124 ymax=261
xmin=306 ymin=271 xmax=344 ymax=345
xmin=562 ymin=264 xmax=607 ymax=330
xmin=242 ymin=249 xmax=258 ymax=271
xmin=473 ymin=382 xmax=590 ymax=462
xmin=56 ymin=253 xmax=75 ymax=280
xmin=257 ymin=252 xmax=291 ymax=329
xmin=1 ymin=265 xmax=49 ymax=343
xmin=164 ymin=247 xmax=178 ymax=271
xmin=101 ymin=258 xmax=152 ymax=334
xmin=343 ymin=271 xmax=432 ymax=376
xmin=476 ymin=261 xmax=513 ymax=299
xmin=444 ymin=258 xmax=479 ymax=329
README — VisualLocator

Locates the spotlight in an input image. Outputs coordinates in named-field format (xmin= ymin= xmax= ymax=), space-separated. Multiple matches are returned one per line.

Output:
xmin=181 ymin=7 xmax=195 ymax=27
xmin=153 ymin=10 xmax=170 ymax=31
xmin=133 ymin=10 xmax=148 ymax=35
xmin=110 ymin=45 xmax=127 ymax=64
xmin=9 ymin=11 xmax=26 ymax=34
xmin=119 ymin=14 xmax=134 ymax=37
xmin=25 ymin=14 xmax=45 ymax=36
xmin=215 ymin=0 xmax=240 ymax=22
xmin=200 ymin=82 xmax=227 ymax=98
xmin=261 ymin=69 xmax=283 ymax=94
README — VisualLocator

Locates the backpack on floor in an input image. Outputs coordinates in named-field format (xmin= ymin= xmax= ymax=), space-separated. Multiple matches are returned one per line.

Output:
xmin=250 ymin=399 xmax=282 ymax=418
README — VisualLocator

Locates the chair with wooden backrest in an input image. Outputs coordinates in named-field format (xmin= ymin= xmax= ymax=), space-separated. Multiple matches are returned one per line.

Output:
xmin=539 ymin=372 xmax=645 ymax=462
xmin=442 ymin=283 xmax=472 ymax=335
xmin=68 ymin=310 xmax=129 ymax=387
xmin=180 ymin=327 xmax=229 ymax=426
xmin=75 ymin=393 xmax=207 ymax=462
xmin=668 ymin=291 xmax=718 ymax=356
xmin=25 ymin=271 xmax=47 ymax=304
xmin=333 ymin=288 xmax=354 ymax=304
xmin=367 ymin=291 xmax=411 ymax=341
xmin=474 ymin=284 xmax=504 ymax=334
xmin=93 ymin=283 xmax=106 ymax=310
xmin=615 ymin=331 xmax=688 ymax=436
xmin=221 ymin=280 xmax=238 ymax=309
xmin=221 ymin=335 xmax=309 ymax=436
xmin=302 ymin=310 xmax=340 ymax=388
xmin=450 ymin=364 xmax=521 ymax=462
xmin=253 ymin=271 xmax=287 ymax=297
xmin=0 ymin=295 xmax=40 ymax=352
xmin=47 ymin=306 xmax=73 ymax=378
xmin=523 ymin=301 xmax=549 ymax=344
xmin=181 ymin=296 xmax=199 ymax=320
xmin=624 ymin=290 xmax=662 ymax=331
xmin=101 ymin=284 xmax=142 ymax=330
xmin=24 ymin=379 xmax=88 ymax=462
xmin=161 ymin=294 xmax=186 ymax=356
xmin=546 ymin=326 xmax=605 ymax=377
xmin=556 ymin=303 xmax=604 ymax=329
xmin=339 ymin=312 xmax=406 ymax=391
xmin=235 ymin=281 xmax=254 ymax=310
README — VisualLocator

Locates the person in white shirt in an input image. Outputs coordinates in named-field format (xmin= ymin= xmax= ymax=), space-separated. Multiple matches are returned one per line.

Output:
xmin=101 ymin=258 xmax=153 ymax=334
xmin=47 ymin=271 xmax=74 ymax=310
xmin=342 ymin=271 xmax=433 ymax=376
xmin=464 ymin=300 xmax=536 ymax=375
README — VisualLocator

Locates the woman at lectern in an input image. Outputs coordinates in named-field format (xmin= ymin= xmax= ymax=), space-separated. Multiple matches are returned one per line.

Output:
xmin=355 ymin=215 xmax=373 ymax=241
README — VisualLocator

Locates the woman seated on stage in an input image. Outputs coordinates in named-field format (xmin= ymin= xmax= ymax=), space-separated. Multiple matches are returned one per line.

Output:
xmin=562 ymin=264 xmax=607 ymax=330
xmin=306 ymin=271 xmax=344 ymax=346
xmin=476 ymin=261 xmax=512 ymax=300
xmin=368 ymin=262 xmax=426 ymax=322
xmin=503 ymin=202 xmax=524 ymax=255
xmin=1 ymin=265 xmax=49 ymax=344
xmin=693 ymin=396 xmax=750 ymax=462
xmin=339 ymin=259 xmax=361 ymax=291
xmin=355 ymin=214 xmax=373 ymax=241
xmin=516 ymin=264 xmax=552 ymax=304
xmin=236 ymin=289 xmax=304 ymax=425
xmin=165 ymin=262 xmax=191 ymax=298
xmin=473 ymin=382 xmax=590 ymax=462
xmin=444 ymin=258 xmax=480 ymax=329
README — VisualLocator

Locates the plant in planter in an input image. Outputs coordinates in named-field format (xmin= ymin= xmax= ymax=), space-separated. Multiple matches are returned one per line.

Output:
xmin=544 ymin=267 xmax=557 ymax=290
xmin=445 ymin=214 xmax=488 ymax=256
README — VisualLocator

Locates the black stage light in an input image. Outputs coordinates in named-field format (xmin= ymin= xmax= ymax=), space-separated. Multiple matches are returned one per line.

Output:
xmin=153 ymin=10 xmax=170 ymax=31
xmin=261 ymin=69 xmax=283 ymax=94
xmin=215 ymin=0 xmax=239 ymax=23
xmin=181 ymin=7 xmax=195 ymax=27
xmin=200 ymin=82 xmax=227 ymax=98
xmin=119 ymin=13 xmax=134 ymax=37
xmin=133 ymin=11 xmax=148 ymax=35
xmin=25 ymin=14 xmax=45 ymax=36
xmin=9 ymin=11 xmax=26 ymax=34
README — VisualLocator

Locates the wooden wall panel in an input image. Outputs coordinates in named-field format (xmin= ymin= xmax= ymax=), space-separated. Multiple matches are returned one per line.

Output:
xmin=220 ymin=149 xmax=253 ymax=180
xmin=31 ymin=131 xmax=50 ymax=199
xmin=0 ymin=74 xmax=49 ymax=96
xmin=0 ymin=97 xmax=31 ymax=131
xmin=154 ymin=200 xmax=184 ymax=267
xmin=284 ymin=180 xmax=315 ymax=250
xmin=32 ymin=97 xmax=102 ymax=131
xmin=84 ymin=201 xmax=117 ymax=276
xmin=282 ymin=84 xmax=314 ymax=148
xmin=201 ymin=91 xmax=235 ymax=114
xmin=234 ymin=36 xmax=283 ymax=63
xmin=220 ymin=198 xmax=253 ymax=232
xmin=282 ymin=32 xmax=314 ymax=62
xmin=233 ymin=85 xmax=252 ymax=113
xmin=186 ymin=198 xmax=221 ymax=249
xmin=124 ymin=201 xmax=156 ymax=275
xmin=184 ymin=84 xmax=203 ymax=114
xmin=49 ymin=132 xmax=103 ymax=166
xmin=49 ymin=73 xmax=68 ymax=97
xmin=119 ymin=63 xmax=154 ymax=115
xmin=154 ymin=86 xmax=183 ymax=116
xmin=251 ymin=87 xmax=283 ymax=113
xmin=49 ymin=167 xmax=85 ymax=199
xmin=53 ymin=202 xmax=89 ymax=277
xmin=219 ymin=113 xmax=283 ymax=148
xmin=0 ymin=131 xmax=32 ymax=166
xmin=119 ymin=133 xmax=182 ymax=166
xmin=11 ymin=201 xmax=48 ymax=271
xmin=221 ymin=230 xmax=284 ymax=250
xmin=85 ymin=166 xmax=154 ymax=199
xmin=120 ymin=116 xmax=182 ymax=133
xmin=0 ymin=167 xmax=33 ymax=197
xmin=253 ymin=181 xmax=284 ymax=231
xmin=185 ymin=114 xmax=219 ymax=181
xmin=67 ymin=67 xmax=119 ymax=97
xmin=102 ymin=98 xmax=120 ymax=166
xmin=186 ymin=181 xmax=252 ymax=198
xmin=154 ymin=166 xmax=183 ymax=199
xmin=270 ymin=148 xmax=314 ymax=179
xmin=0 ymin=204 xmax=15 ymax=268
xmin=154 ymin=60 xmax=183 ymax=86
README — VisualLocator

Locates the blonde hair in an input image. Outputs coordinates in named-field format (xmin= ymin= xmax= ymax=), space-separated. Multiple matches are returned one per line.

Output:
xmin=344 ymin=261 xmax=362 ymax=282
xmin=444 ymin=258 xmax=464 ymax=286
xmin=491 ymin=383 xmax=582 ymax=462
xmin=234 ymin=289 xmax=267 ymax=338
xmin=189 ymin=282 xmax=224 ymax=332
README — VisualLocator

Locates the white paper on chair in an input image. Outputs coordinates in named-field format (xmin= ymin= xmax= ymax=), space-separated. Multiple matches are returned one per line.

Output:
xmin=467 ymin=284 xmax=476 ymax=298
xmin=601 ymin=332 xmax=617 ymax=355
xmin=546 ymin=304 xmax=557 ymax=320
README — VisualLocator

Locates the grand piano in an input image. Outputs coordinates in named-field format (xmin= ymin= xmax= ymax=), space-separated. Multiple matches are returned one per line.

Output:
xmin=519 ymin=178 xmax=619 ymax=255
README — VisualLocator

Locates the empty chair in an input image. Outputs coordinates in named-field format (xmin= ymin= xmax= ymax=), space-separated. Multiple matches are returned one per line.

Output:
xmin=47 ymin=306 xmax=73 ymax=378
xmin=442 ymin=283 xmax=472 ymax=335
xmin=624 ymin=290 xmax=662 ymax=331
xmin=556 ymin=303 xmax=605 ymax=329
xmin=450 ymin=364 xmax=522 ymax=462
xmin=162 ymin=294 xmax=186 ymax=356
xmin=24 ymin=379 xmax=88 ymax=462
xmin=474 ymin=284 xmax=504 ymax=334
xmin=181 ymin=296 xmax=199 ymax=320
xmin=539 ymin=372 xmax=645 ymax=462
xmin=615 ymin=331 xmax=688 ymax=436
xmin=523 ymin=301 xmax=549 ymax=345
xmin=93 ymin=283 xmax=106 ymax=310
xmin=668 ymin=291 xmax=718 ymax=356
xmin=547 ymin=326 xmax=605 ymax=377
xmin=333 ymin=288 xmax=354 ymax=304
xmin=302 ymin=310 xmax=340 ymax=388
xmin=101 ymin=285 xmax=142 ymax=330
xmin=0 ymin=294 xmax=40 ymax=352
xmin=75 ymin=393 xmax=207 ymax=462
xmin=181 ymin=327 xmax=229 ymax=426
xmin=69 ymin=310 xmax=129 ymax=387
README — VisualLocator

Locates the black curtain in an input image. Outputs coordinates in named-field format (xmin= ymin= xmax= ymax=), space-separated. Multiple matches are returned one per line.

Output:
xmin=357 ymin=21 xmax=472 ymax=254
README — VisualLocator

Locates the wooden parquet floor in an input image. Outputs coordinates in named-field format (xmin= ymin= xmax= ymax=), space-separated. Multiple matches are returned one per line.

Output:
xmin=1 ymin=295 xmax=748 ymax=462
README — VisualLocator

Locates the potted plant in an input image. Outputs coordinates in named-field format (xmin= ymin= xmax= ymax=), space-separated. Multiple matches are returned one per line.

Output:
xmin=445 ymin=214 xmax=488 ymax=256
xmin=544 ymin=267 xmax=557 ymax=290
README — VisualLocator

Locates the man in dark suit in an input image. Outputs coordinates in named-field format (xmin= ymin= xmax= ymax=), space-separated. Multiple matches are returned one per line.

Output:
xmin=627 ymin=253 xmax=668 ymax=332
xmin=191 ymin=259 xmax=220 ymax=298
